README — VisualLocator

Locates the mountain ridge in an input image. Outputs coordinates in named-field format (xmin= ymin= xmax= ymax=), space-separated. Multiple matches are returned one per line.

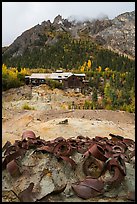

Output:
xmin=2 ymin=10 xmax=135 ymax=68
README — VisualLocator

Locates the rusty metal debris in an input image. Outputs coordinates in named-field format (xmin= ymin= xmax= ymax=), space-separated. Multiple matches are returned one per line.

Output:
xmin=17 ymin=182 xmax=35 ymax=202
xmin=2 ymin=141 xmax=11 ymax=152
xmin=2 ymin=149 xmax=25 ymax=170
xmin=72 ymin=177 xmax=104 ymax=199
xmin=2 ymin=131 xmax=135 ymax=201
xmin=58 ymin=119 xmax=68 ymax=125
xmin=6 ymin=159 xmax=21 ymax=177
xmin=22 ymin=130 xmax=36 ymax=140
xmin=109 ymin=133 xmax=124 ymax=141
xmin=9 ymin=183 xmax=36 ymax=202
xmin=83 ymin=154 xmax=104 ymax=178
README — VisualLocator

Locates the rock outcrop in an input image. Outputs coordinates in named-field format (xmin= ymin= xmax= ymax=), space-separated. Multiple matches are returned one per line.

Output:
xmin=2 ymin=11 xmax=135 ymax=61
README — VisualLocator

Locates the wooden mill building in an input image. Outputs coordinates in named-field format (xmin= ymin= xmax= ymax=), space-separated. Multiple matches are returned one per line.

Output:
xmin=25 ymin=70 xmax=87 ymax=91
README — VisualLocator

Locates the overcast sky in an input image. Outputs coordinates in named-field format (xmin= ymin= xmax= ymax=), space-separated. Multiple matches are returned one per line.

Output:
xmin=2 ymin=2 xmax=135 ymax=47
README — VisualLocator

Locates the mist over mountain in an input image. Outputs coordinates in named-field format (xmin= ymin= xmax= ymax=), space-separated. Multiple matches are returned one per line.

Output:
xmin=2 ymin=10 xmax=135 ymax=69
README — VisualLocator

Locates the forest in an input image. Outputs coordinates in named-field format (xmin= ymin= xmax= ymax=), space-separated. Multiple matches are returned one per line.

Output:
xmin=2 ymin=31 xmax=135 ymax=113
xmin=2 ymin=31 xmax=134 ymax=72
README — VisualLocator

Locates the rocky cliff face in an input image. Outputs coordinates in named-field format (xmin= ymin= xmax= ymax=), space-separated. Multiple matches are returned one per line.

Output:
xmin=2 ymin=11 xmax=135 ymax=60
xmin=95 ymin=11 xmax=135 ymax=58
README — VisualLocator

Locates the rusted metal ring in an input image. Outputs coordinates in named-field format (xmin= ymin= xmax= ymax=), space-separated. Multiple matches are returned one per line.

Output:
xmin=112 ymin=145 xmax=125 ymax=154
xmin=83 ymin=154 xmax=104 ymax=178
xmin=88 ymin=144 xmax=107 ymax=162
xmin=106 ymin=156 xmax=126 ymax=176
xmin=22 ymin=130 xmax=36 ymax=140
xmin=105 ymin=166 xmax=125 ymax=186
xmin=53 ymin=141 xmax=72 ymax=157
xmin=115 ymin=140 xmax=128 ymax=151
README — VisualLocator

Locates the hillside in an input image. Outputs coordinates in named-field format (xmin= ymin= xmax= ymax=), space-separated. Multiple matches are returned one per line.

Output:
xmin=2 ymin=11 xmax=135 ymax=69
xmin=2 ymin=84 xmax=135 ymax=146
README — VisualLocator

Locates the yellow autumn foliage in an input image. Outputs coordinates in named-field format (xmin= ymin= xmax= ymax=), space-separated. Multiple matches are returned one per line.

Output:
xmin=2 ymin=64 xmax=8 ymax=75
xmin=87 ymin=59 xmax=91 ymax=69
xmin=2 ymin=64 xmax=31 ymax=90
xmin=96 ymin=66 xmax=102 ymax=72
xmin=105 ymin=67 xmax=110 ymax=72
xmin=80 ymin=65 xmax=85 ymax=72
xmin=20 ymin=68 xmax=29 ymax=76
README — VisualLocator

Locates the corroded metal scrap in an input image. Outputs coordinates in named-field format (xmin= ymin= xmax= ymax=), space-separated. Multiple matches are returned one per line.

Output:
xmin=72 ymin=177 xmax=104 ymax=199
xmin=2 ymin=131 xmax=135 ymax=201
xmin=22 ymin=130 xmax=36 ymax=140
xmin=17 ymin=182 xmax=35 ymax=202
xmin=6 ymin=159 xmax=21 ymax=177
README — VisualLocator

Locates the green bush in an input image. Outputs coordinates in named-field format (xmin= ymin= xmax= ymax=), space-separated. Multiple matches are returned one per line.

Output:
xmin=83 ymin=100 xmax=93 ymax=109
xmin=46 ymin=79 xmax=63 ymax=89
xmin=22 ymin=103 xmax=35 ymax=110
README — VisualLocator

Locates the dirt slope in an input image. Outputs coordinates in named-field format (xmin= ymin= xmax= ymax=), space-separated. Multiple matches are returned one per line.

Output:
xmin=2 ymin=109 xmax=135 ymax=146
xmin=2 ymin=85 xmax=135 ymax=146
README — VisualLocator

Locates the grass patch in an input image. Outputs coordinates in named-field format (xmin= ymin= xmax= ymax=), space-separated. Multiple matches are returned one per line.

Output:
xmin=22 ymin=103 xmax=35 ymax=110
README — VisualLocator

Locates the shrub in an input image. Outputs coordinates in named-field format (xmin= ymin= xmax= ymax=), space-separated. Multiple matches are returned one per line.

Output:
xmin=22 ymin=103 xmax=35 ymax=110
xmin=46 ymin=79 xmax=63 ymax=89
xmin=83 ymin=100 xmax=93 ymax=109
xmin=2 ymin=64 xmax=30 ymax=91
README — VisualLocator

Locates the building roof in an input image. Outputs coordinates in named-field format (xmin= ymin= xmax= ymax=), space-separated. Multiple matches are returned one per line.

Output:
xmin=73 ymin=73 xmax=86 ymax=77
xmin=50 ymin=72 xmax=72 ymax=80
xmin=28 ymin=72 xmax=85 ymax=80
xmin=29 ymin=73 xmax=51 ymax=79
